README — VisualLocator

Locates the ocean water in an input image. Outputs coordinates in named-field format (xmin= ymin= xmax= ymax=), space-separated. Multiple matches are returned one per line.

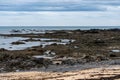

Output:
xmin=0 ymin=26 xmax=120 ymax=34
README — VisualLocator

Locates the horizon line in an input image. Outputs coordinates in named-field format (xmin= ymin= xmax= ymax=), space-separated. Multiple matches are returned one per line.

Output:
xmin=0 ymin=25 xmax=120 ymax=27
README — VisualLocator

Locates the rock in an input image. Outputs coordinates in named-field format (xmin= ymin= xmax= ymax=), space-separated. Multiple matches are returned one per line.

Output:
xmin=62 ymin=59 xmax=77 ymax=65
xmin=82 ymin=55 xmax=94 ymax=62
xmin=7 ymin=59 xmax=21 ymax=67
xmin=10 ymin=30 xmax=21 ymax=33
xmin=110 ymin=54 xmax=117 ymax=57
xmin=32 ymin=57 xmax=52 ymax=69
xmin=20 ymin=60 xmax=36 ymax=69
xmin=82 ymin=29 xmax=99 ymax=34
xmin=95 ymin=56 xmax=106 ymax=61
xmin=23 ymin=38 xmax=41 ymax=42
xmin=16 ymin=70 xmax=20 ymax=72
xmin=11 ymin=41 xmax=25 ymax=45
xmin=44 ymin=50 xmax=56 ymax=57
xmin=0 ymin=48 xmax=7 ymax=51
xmin=0 ymin=68 xmax=4 ymax=72
xmin=76 ymin=58 xmax=86 ymax=64
xmin=52 ymin=60 xmax=62 ymax=65
xmin=93 ymin=39 xmax=105 ymax=44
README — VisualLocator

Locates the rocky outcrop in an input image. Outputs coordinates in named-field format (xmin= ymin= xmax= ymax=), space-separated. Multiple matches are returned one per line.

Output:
xmin=11 ymin=41 xmax=25 ymax=45
xmin=32 ymin=57 xmax=52 ymax=69
xmin=0 ymin=48 xmax=7 ymax=51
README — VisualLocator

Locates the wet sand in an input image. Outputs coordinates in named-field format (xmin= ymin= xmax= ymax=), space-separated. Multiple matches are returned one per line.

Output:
xmin=0 ymin=59 xmax=120 ymax=80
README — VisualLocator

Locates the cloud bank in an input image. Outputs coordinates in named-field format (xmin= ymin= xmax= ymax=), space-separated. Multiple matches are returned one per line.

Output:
xmin=0 ymin=0 xmax=120 ymax=11
xmin=0 ymin=0 xmax=120 ymax=26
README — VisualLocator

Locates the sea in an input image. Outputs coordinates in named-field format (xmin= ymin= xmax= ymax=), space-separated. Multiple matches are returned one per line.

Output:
xmin=0 ymin=26 xmax=120 ymax=34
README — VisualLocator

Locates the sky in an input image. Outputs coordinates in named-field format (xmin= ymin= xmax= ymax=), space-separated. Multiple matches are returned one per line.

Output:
xmin=0 ymin=0 xmax=120 ymax=26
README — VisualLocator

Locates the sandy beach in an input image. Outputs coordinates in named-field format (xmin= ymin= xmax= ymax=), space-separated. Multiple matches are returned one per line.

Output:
xmin=0 ymin=66 xmax=119 ymax=80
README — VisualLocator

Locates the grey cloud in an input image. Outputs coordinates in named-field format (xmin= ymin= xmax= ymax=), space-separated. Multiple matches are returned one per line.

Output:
xmin=0 ymin=0 xmax=119 ymax=11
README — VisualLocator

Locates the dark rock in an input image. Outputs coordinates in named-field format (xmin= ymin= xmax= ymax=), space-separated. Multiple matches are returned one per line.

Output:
xmin=0 ymin=48 xmax=7 ymax=51
xmin=20 ymin=60 xmax=36 ymax=69
xmin=94 ymin=39 xmax=105 ymax=44
xmin=32 ymin=57 xmax=52 ymax=69
xmin=82 ymin=29 xmax=99 ymax=34
xmin=110 ymin=54 xmax=117 ymax=57
xmin=95 ymin=56 xmax=107 ymax=61
xmin=62 ymin=59 xmax=77 ymax=65
xmin=11 ymin=30 xmax=21 ymax=33
xmin=108 ymin=28 xmax=120 ymax=32
xmin=82 ymin=55 xmax=94 ymax=62
xmin=7 ymin=59 xmax=21 ymax=67
xmin=11 ymin=41 xmax=25 ymax=45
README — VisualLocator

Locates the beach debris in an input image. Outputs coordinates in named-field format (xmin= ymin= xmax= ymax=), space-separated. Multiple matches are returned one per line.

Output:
xmin=44 ymin=50 xmax=56 ymax=57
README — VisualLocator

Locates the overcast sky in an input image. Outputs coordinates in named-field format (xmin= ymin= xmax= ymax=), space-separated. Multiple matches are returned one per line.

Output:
xmin=0 ymin=0 xmax=120 ymax=26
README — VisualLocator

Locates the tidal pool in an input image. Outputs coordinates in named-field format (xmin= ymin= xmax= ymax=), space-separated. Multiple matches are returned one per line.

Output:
xmin=0 ymin=36 xmax=74 ymax=50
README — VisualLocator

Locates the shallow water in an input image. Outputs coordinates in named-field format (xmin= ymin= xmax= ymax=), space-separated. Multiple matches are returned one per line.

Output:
xmin=0 ymin=36 xmax=73 ymax=50
xmin=111 ymin=50 xmax=120 ymax=53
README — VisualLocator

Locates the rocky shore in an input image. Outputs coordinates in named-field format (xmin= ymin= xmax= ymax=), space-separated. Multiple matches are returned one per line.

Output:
xmin=0 ymin=29 xmax=120 ymax=74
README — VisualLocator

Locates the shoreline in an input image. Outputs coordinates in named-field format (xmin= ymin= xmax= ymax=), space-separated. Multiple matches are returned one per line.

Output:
xmin=0 ymin=59 xmax=120 ymax=80
xmin=0 ymin=29 xmax=120 ymax=79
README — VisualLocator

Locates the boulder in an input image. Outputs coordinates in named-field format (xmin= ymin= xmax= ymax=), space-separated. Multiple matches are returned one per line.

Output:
xmin=62 ymin=59 xmax=77 ymax=65
xmin=0 ymin=48 xmax=7 ymax=51
xmin=11 ymin=41 xmax=25 ymax=45
xmin=32 ymin=57 xmax=52 ymax=69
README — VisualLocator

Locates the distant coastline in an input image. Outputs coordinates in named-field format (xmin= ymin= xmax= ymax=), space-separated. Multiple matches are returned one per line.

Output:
xmin=0 ymin=26 xmax=119 ymax=34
